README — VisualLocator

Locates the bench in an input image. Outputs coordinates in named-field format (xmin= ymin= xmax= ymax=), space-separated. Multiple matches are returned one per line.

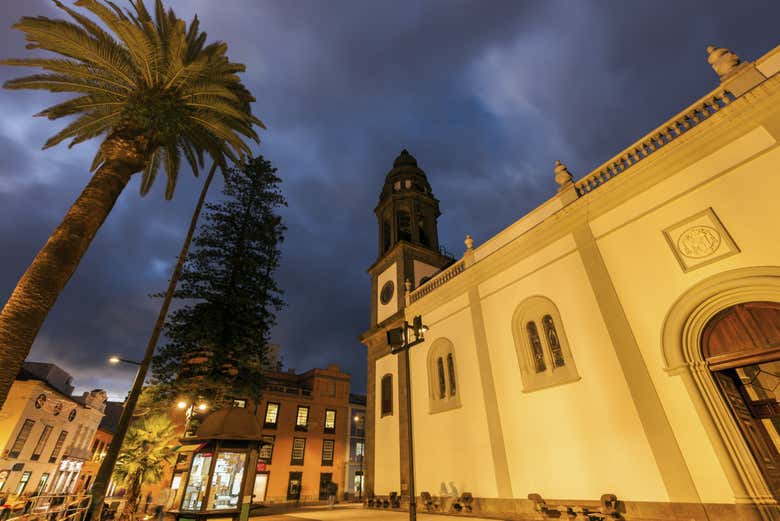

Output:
xmin=528 ymin=493 xmax=621 ymax=520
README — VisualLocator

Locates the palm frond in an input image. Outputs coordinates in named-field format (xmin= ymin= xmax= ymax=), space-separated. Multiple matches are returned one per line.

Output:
xmin=5 ymin=0 xmax=263 ymax=197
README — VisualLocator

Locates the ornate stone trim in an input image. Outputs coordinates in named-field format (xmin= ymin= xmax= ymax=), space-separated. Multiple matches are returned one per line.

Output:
xmin=661 ymin=267 xmax=780 ymax=520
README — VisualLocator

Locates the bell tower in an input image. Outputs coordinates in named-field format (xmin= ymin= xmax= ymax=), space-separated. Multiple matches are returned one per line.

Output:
xmin=360 ymin=148 xmax=453 ymax=499
xmin=368 ymin=149 xmax=453 ymax=327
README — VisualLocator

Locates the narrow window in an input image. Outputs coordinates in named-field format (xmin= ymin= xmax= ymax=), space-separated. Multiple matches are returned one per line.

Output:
xmin=295 ymin=406 xmax=309 ymax=431
xmin=383 ymin=220 xmax=392 ymax=252
xmin=380 ymin=375 xmax=393 ymax=416
xmin=36 ymin=473 xmax=49 ymax=495
xmin=264 ymin=403 xmax=279 ymax=429
xmin=49 ymin=430 xmax=68 ymax=463
xmin=397 ymin=210 xmax=412 ymax=242
xmin=324 ymin=409 xmax=336 ymax=434
xmin=321 ymin=439 xmax=335 ymax=466
xmin=447 ymin=353 xmax=456 ymax=396
xmin=15 ymin=471 xmax=31 ymax=495
xmin=291 ymin=437 xmax=306 ymax=465
xmin=31 ymin=424 xmax=53 ymax=461
xmin=437 ymin=357 xmax=446 ymax=399
xmin=543 ymin=315 xmax=566 ymax=368
xmin=9 ymin=419 xmax=35 ymax=458
xmin=259 ymin=435 xmax=275 ymax=464
xmin=526 ymin=321 xmax=547 ymax=373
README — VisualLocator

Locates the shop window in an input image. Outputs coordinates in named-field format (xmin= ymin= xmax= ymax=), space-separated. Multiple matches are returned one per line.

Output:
xmin=427 ymin=339 xmax=460 ymax=413
xmin=380 ymin=374 xmax=393 ymax=417
xmin=207 ymin=451 xmax=246 ymax=510
xmin=31 ymin=425 xmax=52 ymax=461
xmin=49 ymin=430 xmax=68 ymax=463
xmin=9 ymin=420 xmax=35 ymax=458
xmin=264 ymin=403 xmax=279 ymax=429
xmin=259 ymin=436 xmax=275 ymax=464
xmin=321 ymin=439 xmax=335 ymax=466
xmin=324 ymin=410 xmax=336 ymax=434
xmin=291 ymin=438 xmax=306 ymax=465
xmin=181 ymin=452 xmax=213 ymax=511
xmin=295 ymin=406 xmax=309 ymax=431
xmin=512 ymin=296 xmax=580 ymax=392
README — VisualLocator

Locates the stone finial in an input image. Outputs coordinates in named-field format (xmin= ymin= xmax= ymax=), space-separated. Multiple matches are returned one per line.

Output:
xmin=404 ymin=278 xmax=412 ymax=293
xmin=707 ymin=45 xmax=741 ymax=79
xmin=554 ymin=160 xmax=573 ymax=187
xmin=464 ymin=234 xmax=474 ymax=250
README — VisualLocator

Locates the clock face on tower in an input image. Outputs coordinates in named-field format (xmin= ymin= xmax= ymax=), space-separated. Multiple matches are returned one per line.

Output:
xmin=380 ymin=281 xmax=395 ymax=305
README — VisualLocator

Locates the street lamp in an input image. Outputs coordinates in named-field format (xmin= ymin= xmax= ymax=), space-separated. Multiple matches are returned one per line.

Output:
xmin=108 ymin=355 xmax=141 ymax=366
xmin=176 ymin=398 xmax=209 ymax=437
xmin=387 ymin=315 xmax=428 ymax=521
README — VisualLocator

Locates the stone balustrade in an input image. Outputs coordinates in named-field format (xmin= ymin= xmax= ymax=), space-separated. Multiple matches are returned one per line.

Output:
xmin=574 ymin=87 xmax=735 ymax=196
xmin=408 ymin=260 xmax=465 ymax=304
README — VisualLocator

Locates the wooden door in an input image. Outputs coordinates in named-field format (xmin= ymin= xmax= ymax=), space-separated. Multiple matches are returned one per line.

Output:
xmin=705 ymin=301 xmax=780 ymax=498
xmin=714 ymin=370 xmax=780 ymax=495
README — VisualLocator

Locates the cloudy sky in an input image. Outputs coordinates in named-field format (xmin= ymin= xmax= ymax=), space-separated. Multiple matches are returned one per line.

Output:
xmin=1 ymin=0 xmax=779 ymax=400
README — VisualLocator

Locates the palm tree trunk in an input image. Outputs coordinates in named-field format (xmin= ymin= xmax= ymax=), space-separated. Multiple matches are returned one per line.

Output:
xmin=121 ymin=469 xmax=143 ymax=521
xmin=0 ymin=134 xmax=147 ymax=407
xmin=88 ymin=162 xmax=218 ymax=521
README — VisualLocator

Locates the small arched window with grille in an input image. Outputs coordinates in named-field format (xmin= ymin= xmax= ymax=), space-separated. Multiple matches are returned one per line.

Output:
xmin=513 ymin=296 xmax=579 ymax=392
xmin=427 ymin=338 xmax=460 ymax=413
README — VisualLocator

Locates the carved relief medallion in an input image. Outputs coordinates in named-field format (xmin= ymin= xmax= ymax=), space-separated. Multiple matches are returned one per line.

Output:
xmin=663 ymin=208 xmax=739 ymax=272
xmin=677 ymin=226 xmax=721 ymax=259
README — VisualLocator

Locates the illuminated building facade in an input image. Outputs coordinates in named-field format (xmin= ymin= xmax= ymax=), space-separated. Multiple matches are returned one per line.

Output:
xmin=361 ymin=45 xmax=780 ymax=520
xmin=0 ymin=363 xmax=105 ymax=496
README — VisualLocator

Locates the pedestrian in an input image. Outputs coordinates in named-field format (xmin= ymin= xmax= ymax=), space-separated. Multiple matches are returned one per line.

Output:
xmin=144 ymin=492 xmax=152 ymax=514
xmin=326 ymin=481 xmax=337 ymax=510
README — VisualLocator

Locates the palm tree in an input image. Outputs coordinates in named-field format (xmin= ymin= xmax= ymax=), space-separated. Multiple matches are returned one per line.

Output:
xmin=0 ymin=0 xmax=263 ymax=407
xmin=112 ymin=414 xmax=178 ymax=521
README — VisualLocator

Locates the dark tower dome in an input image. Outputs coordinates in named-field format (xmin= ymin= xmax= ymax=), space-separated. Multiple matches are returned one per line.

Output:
xmin=375 ymin=149 xmax=441 ymax=257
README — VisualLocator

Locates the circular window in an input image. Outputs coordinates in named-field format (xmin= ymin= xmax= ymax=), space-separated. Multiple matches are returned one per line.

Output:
xmin=68 ymin=409 xmax=77 ymax=422
xmin=35 ymin=394 xmax=46 ymax=409
xmin=380 ymin=281 xmax=395 ymax=305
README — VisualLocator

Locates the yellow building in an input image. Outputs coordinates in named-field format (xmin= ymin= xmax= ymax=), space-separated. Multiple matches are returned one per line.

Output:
xmin=0 ymin=363 xmax=106 ymax=496
xmin=361 ymin=44 xmax=780 ymax=521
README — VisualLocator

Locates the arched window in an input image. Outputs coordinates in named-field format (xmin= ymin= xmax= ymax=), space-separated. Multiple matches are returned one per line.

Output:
xmin=397 ymin=210 xmax=412 ymax=242
xmin=380 ymin=374 xmax=393 ymax=417
xmin=427 ymin=339 xmax=460 ymax=413
xmin=512 ymin=296 xmax=579 ymax=392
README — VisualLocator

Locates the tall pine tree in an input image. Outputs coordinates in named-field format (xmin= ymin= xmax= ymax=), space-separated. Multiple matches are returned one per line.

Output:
xmin=153 ymin=156 xmax=285 ymax=410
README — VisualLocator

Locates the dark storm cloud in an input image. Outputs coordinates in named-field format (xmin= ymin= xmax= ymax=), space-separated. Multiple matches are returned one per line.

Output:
xmin=1 ymin=0 xmax=779 ymax=398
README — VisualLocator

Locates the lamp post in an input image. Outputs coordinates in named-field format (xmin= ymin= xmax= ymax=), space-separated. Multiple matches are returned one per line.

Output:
xmin=353 ymin=415 xmax=364 ymax=501
xmin=89 ymin=355 xmax=142 ymax=515
xmin=387 ymin=315 xmax=428 ymax=521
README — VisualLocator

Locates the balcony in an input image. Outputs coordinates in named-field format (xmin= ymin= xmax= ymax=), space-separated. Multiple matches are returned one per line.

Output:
xmin=62 ymin=445 xmax=91 ymax=460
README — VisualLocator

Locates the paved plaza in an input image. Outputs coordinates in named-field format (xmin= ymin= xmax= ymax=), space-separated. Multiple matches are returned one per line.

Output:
xmin=250 ymin=504 xmax=504 ymax=521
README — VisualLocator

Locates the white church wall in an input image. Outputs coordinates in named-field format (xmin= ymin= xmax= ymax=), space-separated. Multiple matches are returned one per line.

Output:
xmin=373 ymin=353 xmax=400 ymax=495
xmin=592 ymin=122 xmax=780 ymax=503
xmin=477 ymin=235 xmax=669 ymax=502
xmin=406 ymin=292 xmax=499 ymax=499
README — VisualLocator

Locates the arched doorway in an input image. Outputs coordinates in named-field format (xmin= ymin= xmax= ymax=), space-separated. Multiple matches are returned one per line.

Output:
xmin=704 ymin=301 xmax=780 ymax=498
